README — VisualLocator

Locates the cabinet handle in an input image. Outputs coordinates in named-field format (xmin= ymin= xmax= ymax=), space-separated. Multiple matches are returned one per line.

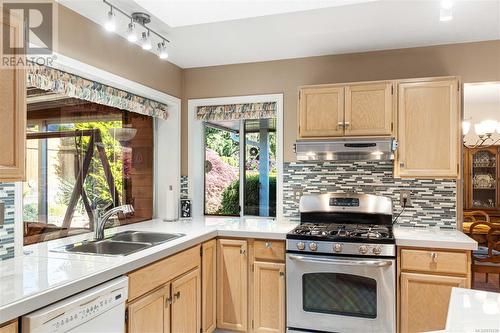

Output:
xmin=165 ymin=296 xmax=172 ymax=307
xmin=430 ymin=252 xmax=438 ymax=262
xmin=265 ymin=242 xmax=272 ymax=248
xmin=337 ymin=122 xmax=344 ymax=129
xmin=240 ymin=248 xmax=246 ymax=255
xmin=400 ymin=162 xmax=405 ymax=168
xmin=174 ymin=291 xmax=181 ymax=299
xmin=344 ymin=122 xmax=350 ymax=128
xmin=279 ymin=271 xmax=285 ymax=277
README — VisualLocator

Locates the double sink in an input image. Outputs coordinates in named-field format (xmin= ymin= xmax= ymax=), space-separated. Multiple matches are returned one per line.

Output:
xmin=54 ymin=231 xmax=185 ymax=256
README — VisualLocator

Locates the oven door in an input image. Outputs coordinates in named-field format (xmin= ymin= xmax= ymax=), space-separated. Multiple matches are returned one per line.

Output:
xmin=286 ymin=253 xmax=395 ymax=333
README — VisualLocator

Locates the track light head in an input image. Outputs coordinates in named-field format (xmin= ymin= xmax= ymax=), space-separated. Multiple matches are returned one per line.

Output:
xmin=158 ymin=42 xmax=168 ymax=60
xmin=126 ymin=22 xmax=137 ymax=42
xmin=104 ymin=7 xmax=116 ymax=32
xmin=141 ymin=31 xmax=152 ymax=50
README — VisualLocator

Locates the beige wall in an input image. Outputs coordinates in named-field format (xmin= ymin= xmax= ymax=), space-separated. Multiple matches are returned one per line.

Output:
xmin=182 ymin=40 xmax=500 ymax=175
xmin=57 ymin=4 xmax=183 ymax=98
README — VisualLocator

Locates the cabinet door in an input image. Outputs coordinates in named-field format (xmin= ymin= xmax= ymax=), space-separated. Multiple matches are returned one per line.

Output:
xmin=0 ymin=320 xmax=17 ymax=333
xmin=0 ymin=14 xmax=26 ymax=182
xmin=345 ymin=82 xmax=393 ymax=136
xmin=202 ymin=240 xmax=217 ymax=333
xmin=400 ymin=272 xmax=466 ymax=333
xmin=298 ymin=86 xmax=344 ymax=138
xmin=171 ymin=268 xmax=201 ymax=333
xmin=396 ymin=79 xmax=459 ymax=178
xmin=128 ymin=285 xmax=171 ymax=333
xmin=217 ymin=239 xmax=248 ymax=331
xmin=253 ymin=262 xmax=285 ymax=333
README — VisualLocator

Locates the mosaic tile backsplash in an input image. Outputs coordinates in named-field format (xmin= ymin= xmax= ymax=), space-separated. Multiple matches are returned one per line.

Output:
xmin=283 ymin=161 xmax=457 ymax=228
xmin=0 ymin=183 xmax=15 ymax=260
xmin=181 ymin=176 xmax=189 ymax=199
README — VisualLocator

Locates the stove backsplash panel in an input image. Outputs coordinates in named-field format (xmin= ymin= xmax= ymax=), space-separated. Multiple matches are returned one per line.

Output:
xmin=283 ymin=161 xmax=457 ymax=228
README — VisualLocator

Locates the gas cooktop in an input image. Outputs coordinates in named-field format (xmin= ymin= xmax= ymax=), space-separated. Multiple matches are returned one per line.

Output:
xmin=287 ymin=222 xmax=395 ymax=244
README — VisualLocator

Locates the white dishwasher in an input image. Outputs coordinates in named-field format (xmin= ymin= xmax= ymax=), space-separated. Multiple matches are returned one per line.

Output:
xmin=22 ymin=276 xmax=128 ymax=333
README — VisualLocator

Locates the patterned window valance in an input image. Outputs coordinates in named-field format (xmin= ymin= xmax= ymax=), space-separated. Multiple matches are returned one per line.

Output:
xmin=196 ymin=102 xmax=277 ymax=121
xmin=27 ymin=64 xmax=169 ymax=120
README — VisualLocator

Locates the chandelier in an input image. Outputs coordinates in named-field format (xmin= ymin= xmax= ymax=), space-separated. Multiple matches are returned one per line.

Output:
xmin=462 ymin=119 xmax=500 ymax=148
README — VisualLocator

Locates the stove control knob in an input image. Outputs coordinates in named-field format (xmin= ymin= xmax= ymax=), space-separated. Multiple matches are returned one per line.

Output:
xmin=358 ymin=245 xmax=368 ymax=254
xmin=296 ymin=242 xmax=305 ymax=251
xmin=309 ymin=242 xmax=318 ymax=252
xmin=333 ymin=243 xmax=343 ymax=253
xmin=372 ymin=246 xmax=382 ymax=255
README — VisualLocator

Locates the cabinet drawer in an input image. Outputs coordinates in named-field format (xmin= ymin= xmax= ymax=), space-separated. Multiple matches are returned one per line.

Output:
xmin=128 ymin=245 xmax=201 ymax=300
xmin=400 ymin=249 xmax=468 ymax=275
xmin=254 ymin=240 xmax=285 ymax=261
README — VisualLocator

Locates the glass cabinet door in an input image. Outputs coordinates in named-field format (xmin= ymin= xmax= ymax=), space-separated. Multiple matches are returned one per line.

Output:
xmin=470 ymin=149 xmax=498 ymax=209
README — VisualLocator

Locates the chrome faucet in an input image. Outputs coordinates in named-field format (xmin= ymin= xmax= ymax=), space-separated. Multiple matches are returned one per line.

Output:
xmin=93 ymin=204 xmax=135 ymax=240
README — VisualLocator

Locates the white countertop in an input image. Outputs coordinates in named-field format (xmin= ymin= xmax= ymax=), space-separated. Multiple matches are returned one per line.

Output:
xmin=393 ymin=225 xmax=478 ymax=251
xmin=0 ymin=218 xmax=479 ymax=324
xmin=444 ymin=287 xmax=500 ymax=332
xmin=0 ymin=217 xmax=297 ymax=323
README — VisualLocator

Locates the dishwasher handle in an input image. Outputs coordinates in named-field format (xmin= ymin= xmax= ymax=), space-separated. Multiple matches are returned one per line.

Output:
xmin=288 ymin=254 xmax=393 ymax=267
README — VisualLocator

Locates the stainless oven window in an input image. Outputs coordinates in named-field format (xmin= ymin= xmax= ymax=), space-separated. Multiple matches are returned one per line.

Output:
xmin=302 ymin=273 xmax=377 ymax=319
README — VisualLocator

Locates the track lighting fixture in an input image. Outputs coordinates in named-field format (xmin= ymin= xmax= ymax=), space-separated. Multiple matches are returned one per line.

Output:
xmin=141 ymin=31 xmax=152 ymax=51
xmin=158 ymin=42 xmax=168 ymax=60
xmin=104 ymin=6 xmax=116 ymax=32
xmin=126 ymin=21 xmax=137 ymax=42
xmin=102 ymin=0 xmax=171 ymax=60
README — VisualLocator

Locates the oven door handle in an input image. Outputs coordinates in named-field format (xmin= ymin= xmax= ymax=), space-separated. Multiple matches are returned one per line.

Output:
xmin=288 ymin=254 xmax=393 ymax=267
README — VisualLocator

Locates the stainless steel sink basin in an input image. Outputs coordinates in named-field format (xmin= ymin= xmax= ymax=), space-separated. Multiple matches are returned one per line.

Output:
xmin=110 ymin=231 xmax=184 ymax=244
xmin=63 ymin=239 xmax=151 ymax=256
xmin=53 ymin=231 xmax=185 ymax=256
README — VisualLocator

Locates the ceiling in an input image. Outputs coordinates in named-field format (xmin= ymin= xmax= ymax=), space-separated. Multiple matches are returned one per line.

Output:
xmin=59 ymin=0 xmax=500 ymax=68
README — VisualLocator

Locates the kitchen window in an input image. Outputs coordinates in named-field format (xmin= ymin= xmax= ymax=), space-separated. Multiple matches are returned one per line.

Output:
xmin=23 ymin=89 xmax=154 ymax=245
xmin=203 ymin=118 xmax=277 ymax=217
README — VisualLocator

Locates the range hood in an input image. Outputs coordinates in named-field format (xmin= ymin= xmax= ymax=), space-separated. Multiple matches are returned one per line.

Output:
xmin=294 ymin=138 xmax=397 ymax=161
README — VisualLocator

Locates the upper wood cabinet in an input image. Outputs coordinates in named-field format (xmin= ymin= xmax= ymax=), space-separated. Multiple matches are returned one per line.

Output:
xmin=252 ymin=261 xmax=285 ymax=333
xmin=201 ymin=240 xmax=217 ymax=333
xmin=299 ymin=85 xmax=344 ymax=138
xmin=0 ymin=14 xmax=26 ymax=182
xmin=298 ymin=81 xmax=394 ymax=139
xmin=217 ymin=239 xmax=248 ymax=332
xmin=345 ymin=82 xmax=393 ymax=136
xmin=396 ymin=78 xmax=460 ymax=178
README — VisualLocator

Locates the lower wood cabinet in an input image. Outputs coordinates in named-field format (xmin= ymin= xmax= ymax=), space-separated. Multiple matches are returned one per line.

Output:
xmin=128 ymin=268 xmax=201 ymax=333
xmin=171 ymin=268 xmax=201 ymax=333
xmin=0 ymin=320 xmax=17 ymax=333
xmin=127 ymin=245 xmax=201 ymax=333
xmin=217 ymin=238 xmax=286 ymax=333
xmin=252 ymin=261 xmax=285 ymax=333
xmin=400 ymin=272 xmax=466 ymax=333
xmin=202 ymin=240 xmax=217 ymax=333
xmin=398 ymin=247 xmax=471 ymax=333
xmin=217 ymin=239 xmax=248 ymax=332
xmin=128 ymin=285 xmax=171 ymax=333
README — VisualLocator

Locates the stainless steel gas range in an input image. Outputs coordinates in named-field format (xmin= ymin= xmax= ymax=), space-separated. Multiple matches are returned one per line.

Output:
xmin=286 ymin=193 xmax=396 ymax=333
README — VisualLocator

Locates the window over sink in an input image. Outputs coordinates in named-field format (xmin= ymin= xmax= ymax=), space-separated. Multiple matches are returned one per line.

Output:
xmin=23 ymin=88 xmax=154 ymax=245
